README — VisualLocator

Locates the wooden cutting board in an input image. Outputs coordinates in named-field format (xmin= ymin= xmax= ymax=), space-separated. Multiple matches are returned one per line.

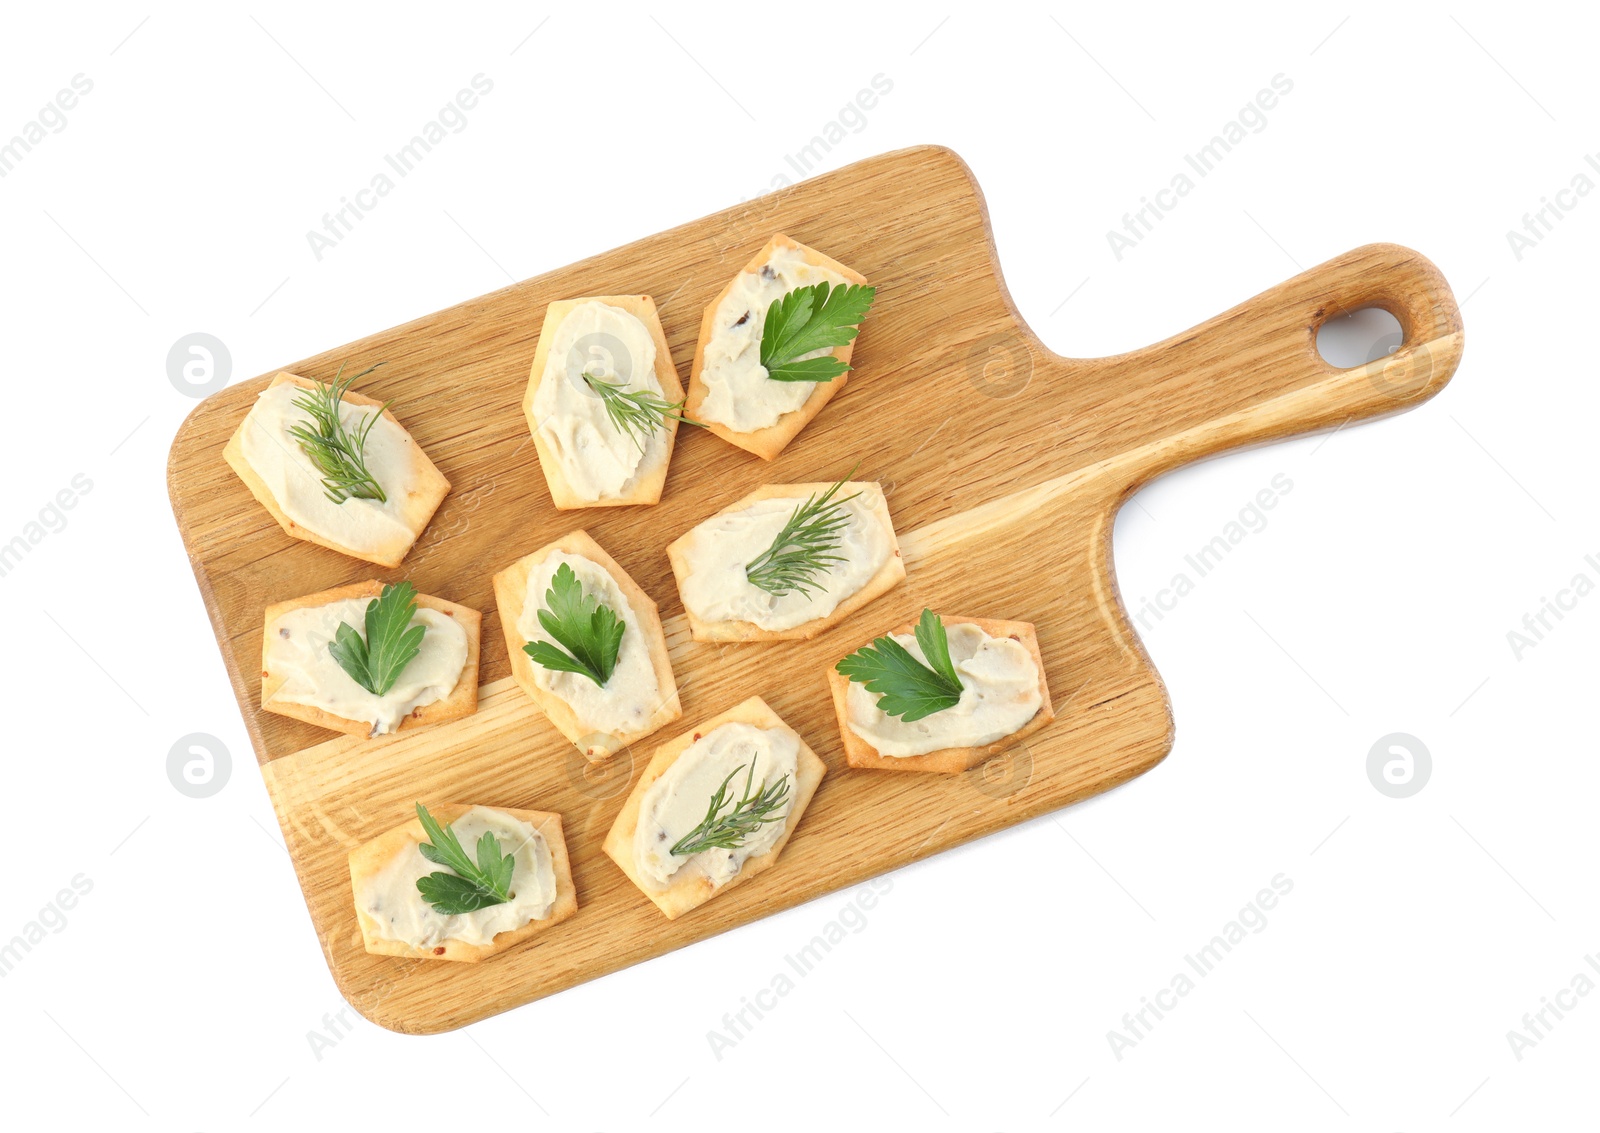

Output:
xmin=166 ymin=145 xmax=1463 ymax=1034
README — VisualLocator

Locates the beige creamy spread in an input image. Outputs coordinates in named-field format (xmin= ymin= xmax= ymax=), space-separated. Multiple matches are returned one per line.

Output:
xmin=239 ymin=381 xmax=421 ymax=555
xmin=677 ymin=483 xmax=892 ymax=631
xmin=633 ymin=722 xmax=797 ymax=891
xmin=518 ymin=550 xmax=663 ymax=738
xmin=698 ymin=244 xmax=852 ymax=433
xmin=531 ymin=300 xmax=670 ymax=502
xmin=265 ymin=596 xmax=468 ymax=735
xmin=847 ymin=622 xmax=1042 ymax=756
xmin=356 ymin=807 xmax=557 ymax=948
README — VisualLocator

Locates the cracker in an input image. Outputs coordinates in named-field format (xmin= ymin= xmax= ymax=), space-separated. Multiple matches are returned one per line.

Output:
xmin=492 ymin=528 xmax=681 ymax=761
xmin=223 ymin=371 xmax=450 ymax=568
xmin=684 ymin=234 xmax=869 ymax=461
xmin=523 ymin=294 xmax=685 ymax=509
xmin=665 ymin=480 xmax=905 ymax=642
xmin=602 ymin=696 xmax=826 ymax=920
xmin=827 ymin=615 xmax=1055 ymax=774
xmin=348 ymin=804 xmax=577 ymax=963
xmin=260 ymin=580 xmax=481 ymax=738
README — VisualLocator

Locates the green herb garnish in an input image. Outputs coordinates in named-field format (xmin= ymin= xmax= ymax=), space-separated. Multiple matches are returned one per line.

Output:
xmin=669 ymin=763 xmax=791 ymax=857
xmin=287 ymin=363 xmax=390 ymax=503
xmin=414 ymin=804 xmax=514 ymax=915
xmin=835 ymin=608 xmax=965 ymax=722
xmin=759 ymin=281 xmax=876 ymax=383
xmin=581 ymin=371 xmax=703 ymax=451
xmin=743 ymin=470 xmax=860 ymax=598
xmin=522 ymin=562 xmax=625 ymax=686
xmin=327 ymin=581 xmax=426 ymax=697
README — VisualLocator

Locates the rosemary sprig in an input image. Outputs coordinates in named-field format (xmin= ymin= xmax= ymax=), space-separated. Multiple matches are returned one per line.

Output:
xmin=669 ymin=763 xmax=791 ymax=856
xmin=287 ymin=363 xmax=390 ymax=504
xmin=413 ymin=804 xmax=515 ymax=915
xmin=744 ymin=469 xmax=861 ymax=598
xmin=581 ymin=371 xmax=703 ymax=451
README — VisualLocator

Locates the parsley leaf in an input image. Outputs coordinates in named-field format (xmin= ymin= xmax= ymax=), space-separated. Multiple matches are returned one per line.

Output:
xmin=759 ymin=281 xmax=876 ymax=383
xmin=522 ymin=561 xmax=625 ymax=686
xmin=835 ymin=608 xmax=966 ymax=722
xmin=327 ymin=581 xmax=427 ymax=697
xmin=413 ymin=803 xmax=514 ymax=915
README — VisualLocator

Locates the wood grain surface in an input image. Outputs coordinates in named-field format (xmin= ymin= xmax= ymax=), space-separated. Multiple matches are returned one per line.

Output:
xmin=167 ymin=145 xmax=1463 ymax=1033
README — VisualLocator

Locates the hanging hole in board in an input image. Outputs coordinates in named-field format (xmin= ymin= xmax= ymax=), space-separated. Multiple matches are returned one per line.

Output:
xmin=1316 ymin=307 xmax=1404 ymax=369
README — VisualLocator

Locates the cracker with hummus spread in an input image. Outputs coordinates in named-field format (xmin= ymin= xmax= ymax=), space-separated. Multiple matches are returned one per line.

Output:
xmin=827 ymin=615 xmax=1054 ymax=774
xmin=224 ymin=372 xmax=450 ymax=568
xmin=666 ymin=480 xmax=904 ymax=643
xmin=524 ymin=294 xmax=686 ymax=510
xmin=493 ymin=529 xmax=680 ymax=761
xmin=684 ymin=234 xmax=870 ymax=461
xmin=349 ymin=803 xmax=577 ymax=963
xmin=602 ymin=696 xmax=826 ymax=920
xmin=261 ymin=580 xmax=481 ymax=739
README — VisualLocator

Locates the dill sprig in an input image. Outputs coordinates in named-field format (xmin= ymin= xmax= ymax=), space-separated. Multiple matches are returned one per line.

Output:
xmin=669 ymin=763 xmax=791 ymax=857
xmin=744 ymin=470 xmax=861 ymax=598
xmin=581 ymin=371 xmax=703 ymax=451
xmin=287 ymin=363 xmax=390 ymax=504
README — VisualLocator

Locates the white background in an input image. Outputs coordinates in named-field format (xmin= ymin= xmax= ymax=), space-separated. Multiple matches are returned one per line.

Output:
xmin=1 ymin=2 xmax=1593 ymax=1129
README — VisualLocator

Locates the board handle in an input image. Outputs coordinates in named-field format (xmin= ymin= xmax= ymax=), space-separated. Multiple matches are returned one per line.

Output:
xmin=1102 ymin=242 xmax=1464 ymax=492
